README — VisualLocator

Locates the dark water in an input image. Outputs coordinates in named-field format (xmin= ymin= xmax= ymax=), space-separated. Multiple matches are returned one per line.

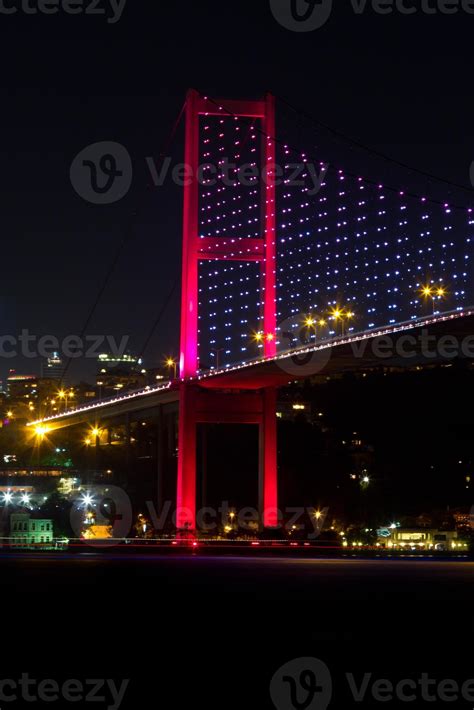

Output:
xmin=3 ymin=554 xmax=474 ymax=709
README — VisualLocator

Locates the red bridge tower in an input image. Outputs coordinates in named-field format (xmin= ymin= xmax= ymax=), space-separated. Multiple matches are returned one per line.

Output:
xmin=176 ymin=90 xmax=278 ymax=531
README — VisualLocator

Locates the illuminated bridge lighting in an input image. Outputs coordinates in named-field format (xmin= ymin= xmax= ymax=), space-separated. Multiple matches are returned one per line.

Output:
xmin=193 ymin=98 xmax=473 ymax=371
xmin=28 ymin=307 xmax=474 ymax=428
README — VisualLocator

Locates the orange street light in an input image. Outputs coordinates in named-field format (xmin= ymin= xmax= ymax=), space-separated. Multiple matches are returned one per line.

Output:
xmin=165 ymin=357 xmax=177 ymax=379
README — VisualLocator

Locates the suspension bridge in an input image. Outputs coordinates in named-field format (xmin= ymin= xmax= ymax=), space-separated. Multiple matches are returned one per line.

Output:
xmin=30 ymin=89 xmax=474 ymax=531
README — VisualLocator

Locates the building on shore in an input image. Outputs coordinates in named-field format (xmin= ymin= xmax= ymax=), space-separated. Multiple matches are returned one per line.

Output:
xmin=10 ymin=513 xmax=54 ymax=548
xmin=379 ymin=527 xmax=468 ymax=551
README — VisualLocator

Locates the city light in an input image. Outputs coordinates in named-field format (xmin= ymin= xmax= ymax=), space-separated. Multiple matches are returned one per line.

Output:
xmin=34 ymin=425 xmax=50 ymax=439
xmin=419 ymin=283 xmax=447 ymax=314
xmin=330 ymin=307 xmax=343 ymax=321
xmin=2 ymin=492 xmax=13 ymax=505
xmin=329 ymin=307 xmax=355 ymax=335
xmin=165 ymin=357 xmax=178 ymax=379
xmin=303 ymin=315 xmax=322 ymax=342
xmin=81 ymin=493 xmax=95 ymax=507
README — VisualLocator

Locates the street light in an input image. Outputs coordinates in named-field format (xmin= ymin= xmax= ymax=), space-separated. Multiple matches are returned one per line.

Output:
xmin=329 ymin=307 xmax=344 ymax=335
xmin=303 ymin=315 xmax=317 ymax=343
xmin=165 ymin=357 xmax=178 ymax=380
xmin=210 ymin=347 xmax=224 ymax=370
xmin=360 ymin=475 xmax=371 ymax=489
xmin=34 ymin=425 xmax=50 ymax=440
xmin=252 ymin=331 xmax=264 ymax=347
xmin=58 ymin=389 xmax=74 ymax=410
xmin=329 ymin=307 xmax=348 ymax=336
xmin=419 ymin=284 xmax=446 ymax=315
xmin=81 ymin=492 xmax=95 ymax=508
xmin=434 ymin=286 xmax=447 ymax=314
xmin=419 ymin=285 xmax=434 ymax=314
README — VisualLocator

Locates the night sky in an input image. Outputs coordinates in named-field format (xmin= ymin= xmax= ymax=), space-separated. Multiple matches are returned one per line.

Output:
xmin=2 ymin=0 xmax=474 ymax=385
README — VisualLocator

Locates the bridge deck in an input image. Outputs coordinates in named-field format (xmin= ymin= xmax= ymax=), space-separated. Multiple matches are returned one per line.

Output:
xmin=31 ymin=309 xmax=474 ymax=428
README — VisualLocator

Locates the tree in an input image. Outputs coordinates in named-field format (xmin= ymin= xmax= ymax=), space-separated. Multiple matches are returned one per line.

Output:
xmin=37 ymin=493 xmax=74 ymax=538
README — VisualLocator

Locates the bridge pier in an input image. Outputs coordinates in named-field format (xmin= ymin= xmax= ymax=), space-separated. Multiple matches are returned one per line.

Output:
xmin=176 ymin=384 xmax=197 ymax=531
xmin=259 ymin=387 xmax=278 ymax=529
xmin=176 ymin=383 xmax=278 ymax=533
